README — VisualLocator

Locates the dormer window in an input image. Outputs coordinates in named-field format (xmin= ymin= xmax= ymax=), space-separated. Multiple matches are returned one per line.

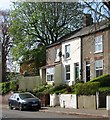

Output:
xmin=65 ymin=44 xmax=70 ymax=59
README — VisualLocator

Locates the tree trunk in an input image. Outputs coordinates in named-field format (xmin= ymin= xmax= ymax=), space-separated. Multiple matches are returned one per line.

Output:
xmin=2 ymin=46 xmax=7 ymax=82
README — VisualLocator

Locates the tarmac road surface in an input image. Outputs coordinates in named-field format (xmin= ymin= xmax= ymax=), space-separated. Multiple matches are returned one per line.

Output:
xmin=1 ymin=107 xmax=109 ymax=120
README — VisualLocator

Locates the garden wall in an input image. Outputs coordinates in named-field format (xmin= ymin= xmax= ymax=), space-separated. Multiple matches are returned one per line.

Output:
xmin=59 ymin=94 xmax=77 ymax=109
xmin=18 ymin=76 xmax=43 ymax=91
xmin=50 ymin=94 xmax=60 ymax=107
xmin=78 ymin=95 xmax=96 ymax=109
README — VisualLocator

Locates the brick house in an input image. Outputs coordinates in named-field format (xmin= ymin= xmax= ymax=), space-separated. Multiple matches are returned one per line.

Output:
xmin=81 ymin=20 xmax=110 ymax=82
xmin=40 ymin=40 xmax=63 ymax=86
xmin=40 ymin=19 xmax=110 ymax=86
xmin=20 ymin=59 xmax=38 ymax=76
xmin=61 ymin=32 xmax=81 ymax=86
xmin=40 ymin=30 xmax=81 ymax=86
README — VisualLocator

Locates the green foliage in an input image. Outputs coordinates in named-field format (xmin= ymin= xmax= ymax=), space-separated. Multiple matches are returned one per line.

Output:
xmin=9 ymin=2 xmax=84 ymax=61
xmin=0 ymin=81 xmax=17 ymax=95
xmin=33 ymin=84 xmax=71 ymax=95
xmin=90 ymin=74 xmax=110 ymax=87
xmin=48 ymin=84 xmax=68 ymax=94
xmin=75 ymin=82 xmax=100 ymax=95
xmin=20 ymin=46 xmax=46 ymax=75
xmin=33 ymin=84 xmax=53 ymax=95
xmin=98 ymin=87 xmax=110 ymax=93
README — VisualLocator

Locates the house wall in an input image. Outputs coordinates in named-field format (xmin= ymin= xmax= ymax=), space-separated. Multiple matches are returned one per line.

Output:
xmin=104 ymin=29 xmax=110 ymax=74
xmin=46 ymin=44 xmax=62 ymax=86
xmin=82 ymin=29 xmax=110 ymax=81
xmin=46 ymin=44 xmax=61 ymax=65
xmin=18 ymin=76 xmax=42 ymax=91
xmin=62 ymin=38 xmax=81 ymax=85
xmin=40 ymin=68 xmax=46 ymax=85
xmin=54 ymin=64 xmax=63 ymax=86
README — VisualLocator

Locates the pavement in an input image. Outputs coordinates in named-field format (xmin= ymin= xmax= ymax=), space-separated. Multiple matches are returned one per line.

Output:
xmin=1 ymin=104 xmax=109 ymax=118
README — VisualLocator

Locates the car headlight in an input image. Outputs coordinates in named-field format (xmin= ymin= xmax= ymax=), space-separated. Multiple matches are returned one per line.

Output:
xmin=22 ymin=100 xmax=27 ymax=104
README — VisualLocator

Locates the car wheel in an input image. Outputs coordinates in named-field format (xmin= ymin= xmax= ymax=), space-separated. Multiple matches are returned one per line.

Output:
xmin=35 ymin=108 xmax=39 ymax=111
xmin=9 ymin=103 xmax=13 ymax=110
xmin=19 ymin=104 xmax=23 ymax=111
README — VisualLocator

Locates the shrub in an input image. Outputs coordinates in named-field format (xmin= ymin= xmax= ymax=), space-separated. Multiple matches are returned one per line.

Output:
xmin=0 ymin=81 xmax=17 ymax=95
xmin=90 ymin=74 xmax=110 ymax=87
xmin=33 ymin=84 xmax=53 ymax=96
xmin=75 ymin=82 xmax=100 ymax=95
xmin=48 ymin=84 xmax=68 ymax=94
xmin=98 ymin=87 xmax=110 ymax=93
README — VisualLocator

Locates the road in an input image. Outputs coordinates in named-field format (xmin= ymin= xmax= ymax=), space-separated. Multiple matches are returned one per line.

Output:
xmin=1 ymin=107 xmax=109 ymax=120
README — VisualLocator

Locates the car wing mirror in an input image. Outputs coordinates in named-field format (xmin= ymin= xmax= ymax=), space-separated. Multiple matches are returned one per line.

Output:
xmin=17 ymin=98 xmax=19 ymax=101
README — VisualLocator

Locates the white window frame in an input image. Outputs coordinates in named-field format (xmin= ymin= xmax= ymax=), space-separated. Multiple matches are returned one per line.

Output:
xmin=65 ymin=44 xmax=70 ymax=59
xmin=95 ymin=35 xmax=103 ymax=53
xmin=46 ymin=67 xmax=55 ymax=81
xmin=55 ymin=48 xmax=60 ymax=62
xmin=65 ymin=65 xmax=70 ymax=81
xmin=95 ymin=59 xmax=103 ymax=77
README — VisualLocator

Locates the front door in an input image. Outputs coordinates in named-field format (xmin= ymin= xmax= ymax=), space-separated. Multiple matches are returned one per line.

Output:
xmin=74 ymin=63 xmax=79 ymax=81
xmin=86 ymin=61 xmax=90 ymax=82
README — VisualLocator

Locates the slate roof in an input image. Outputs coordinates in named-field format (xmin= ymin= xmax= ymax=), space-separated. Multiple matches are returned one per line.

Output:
xmin=63 ymin=20 xmax=110 ymax=41
xmin=46 ymin=19 xmax=110 ymax=48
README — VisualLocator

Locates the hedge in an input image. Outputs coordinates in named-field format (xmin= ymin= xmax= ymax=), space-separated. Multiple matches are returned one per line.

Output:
xmin=75 ymin=82 xmax=100 ymax=95
xmin=90 ymin=74 xmax=110 ymax=87
xmin=0 ymin=81 xmax=17 ymax=95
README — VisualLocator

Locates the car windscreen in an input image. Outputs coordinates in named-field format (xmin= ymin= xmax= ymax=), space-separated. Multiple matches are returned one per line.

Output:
xmin=19 ymin=93 xmax=34 ymax=99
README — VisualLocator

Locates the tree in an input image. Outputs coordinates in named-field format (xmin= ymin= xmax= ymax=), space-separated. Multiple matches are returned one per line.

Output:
xmin=9 ymin=2 xmax=84 ymax=62
xmin=82 ymin=1 xmax=110 ymax=22
xmin=0 ymin=10 xmax=13 ymax=82
xmin=103 ymin=1 xmax=110 ymax=10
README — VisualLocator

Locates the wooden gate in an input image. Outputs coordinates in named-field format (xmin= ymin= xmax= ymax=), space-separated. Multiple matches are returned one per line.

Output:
xmin=98 ymin=92 xmax=106 ymax=108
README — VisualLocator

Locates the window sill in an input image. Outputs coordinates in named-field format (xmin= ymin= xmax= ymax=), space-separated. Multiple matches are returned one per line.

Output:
xmin=94 ymin=51 xmax=103 ymax=54
xmin=47 ymin=81 xmax=54 ymax=82
xmin=54 ymin=60 xmax=60 ymax=63
xmin=65 ymin=58 xmax=71 ymax=61
xmin=65 ymin=80 xmax=70 ymax=82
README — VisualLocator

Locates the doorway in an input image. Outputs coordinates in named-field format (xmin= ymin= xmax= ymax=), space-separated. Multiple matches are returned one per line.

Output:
xmin=86 ymin=61 xmax=90 ymax=82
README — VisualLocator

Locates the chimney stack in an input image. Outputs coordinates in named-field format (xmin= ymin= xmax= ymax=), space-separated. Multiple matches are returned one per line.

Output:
xmin=83 ymin=14 xmax=93 ymax=27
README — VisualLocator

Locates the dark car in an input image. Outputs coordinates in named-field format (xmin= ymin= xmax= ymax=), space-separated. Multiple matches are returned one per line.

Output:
xmin=8 ymin=92 xmax=41 ymax=111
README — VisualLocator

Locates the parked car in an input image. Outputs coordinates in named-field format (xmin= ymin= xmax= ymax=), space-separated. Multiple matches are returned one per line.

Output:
xmin=8 ymin=92 xmax=41 ymax=111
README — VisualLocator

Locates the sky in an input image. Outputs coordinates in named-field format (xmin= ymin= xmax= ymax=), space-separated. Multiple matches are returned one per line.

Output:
xmin=0 ymin=0 xmax=13 ymax=10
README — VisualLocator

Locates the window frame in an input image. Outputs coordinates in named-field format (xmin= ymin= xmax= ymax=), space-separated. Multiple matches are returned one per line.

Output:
xmin=74 ymin=62 xmax=79 ymax=81
xmin=95 ymin=59 xmax=103 ymax=77
xmin=65 ymin=44 xmax=70 ymax=59
xmin=65 ymin=65 xmax=70 ymax=81
xmin=46 ymin=67 xmax=55 ymax=81
xmin=95 ymin=35 xmax=103 ymax=53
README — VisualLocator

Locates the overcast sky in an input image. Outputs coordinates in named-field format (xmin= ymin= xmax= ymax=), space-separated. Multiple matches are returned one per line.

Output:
xmin=0 ymin=0 xmax=13 ymax=10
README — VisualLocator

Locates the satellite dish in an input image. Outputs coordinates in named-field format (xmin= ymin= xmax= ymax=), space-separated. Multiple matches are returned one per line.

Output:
xmin=58 ymin=51 xmax=62 ymax=57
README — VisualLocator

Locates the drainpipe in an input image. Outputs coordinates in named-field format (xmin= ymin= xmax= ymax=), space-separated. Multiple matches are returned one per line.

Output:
xmin=80 ymin=37 xmax=83 ymax=81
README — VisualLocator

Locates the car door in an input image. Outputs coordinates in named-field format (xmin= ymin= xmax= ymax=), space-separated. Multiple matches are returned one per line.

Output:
xmin=14 ymin=94 xmax=20 ymax=108
xmin=12 ymin=94 xmax=17 ymax=108
xmin=9 ymin=95 xmax=15 ymax=107
xmin=15 ymin=94 xmax=20 ymax=108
